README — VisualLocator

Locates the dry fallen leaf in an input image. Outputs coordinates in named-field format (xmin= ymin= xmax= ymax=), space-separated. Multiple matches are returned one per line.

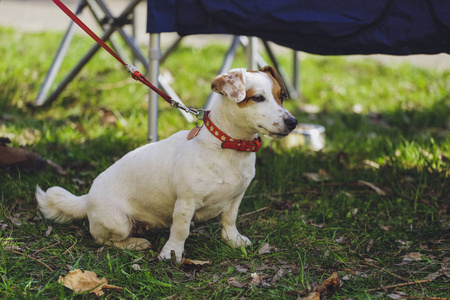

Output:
xmin=357 ymin=180 xmax=387 ymax=196
xmin=307 ymin=219 xmax=325 ymax=228
xmin=305 ymin=291 xmax=320 ymax=300
xmin=335 ymin=236 xmax=346 ymax=244
xmin=179 ymin=258 xmax=212 ymax=266
xmin=302 ymin=170 xmax=330 ymax=182
xmin=408 ymin=252 xmax=424 ymax=261
xmin=234 ymin=265 xmax=249 ymax=273
xmin=301 ymin=272 xmax=342 ymax=300
xmin=303 ymin=172 xmax=322 ymax=182
xmin=379 ymin=224 xmax=393 ymax=231
xmin=250 ymin=273 xmax=271 ymax=287
xmin=59 ymin=269 xmax=123 ymax=296
xmin=227 ymin=277 xmax=247 ymax=288
xmin=388 ymin=293 xmax=405 ymax=299
xmin=317 ymin=169 xmax=331 ymax=180
xmin=8 ymin=215 xmax=22 ymax=227
xmin=258 ymin=243 xmax=278 ymax=255
xmin=272 ymin=268 xmax=286 ymax=283
xmin=363 ymin=159 xmax=380 ymax=169
xmin=251 ymin=273 xmax=262 ymax=285
xmin=366 ymin=239 xmax=374 ymax=253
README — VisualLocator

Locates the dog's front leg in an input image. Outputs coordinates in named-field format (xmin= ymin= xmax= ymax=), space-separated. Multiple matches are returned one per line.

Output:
xmin=220 ymin=193 xmax=251 ymax=248
xmin=159 ymin=199 xmax=195 ymax=262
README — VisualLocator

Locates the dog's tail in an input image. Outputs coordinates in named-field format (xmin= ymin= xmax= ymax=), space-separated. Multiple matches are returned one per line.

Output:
xmin=36 ymin=185 xmax=88 ymax=223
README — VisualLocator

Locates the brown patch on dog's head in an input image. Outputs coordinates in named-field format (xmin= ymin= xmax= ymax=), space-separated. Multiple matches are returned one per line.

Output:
xmin=211 ymin=68 xmax=246 ymax=102
xmin=237 ymin=88 xmax=257 ymax=108
xmin=260 ymin=66 xmax=289 ymax=105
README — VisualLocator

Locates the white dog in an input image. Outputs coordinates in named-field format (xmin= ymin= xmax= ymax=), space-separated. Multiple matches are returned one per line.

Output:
xmin=36 ymin=66 xmax=298 ymax=261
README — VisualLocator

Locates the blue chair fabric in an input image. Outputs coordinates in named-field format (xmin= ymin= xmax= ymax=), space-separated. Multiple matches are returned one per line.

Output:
xmin=147 ymin=0 xmax=450 ymax=55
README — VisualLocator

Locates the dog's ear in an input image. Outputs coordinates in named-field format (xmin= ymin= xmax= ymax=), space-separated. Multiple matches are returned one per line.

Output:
xmin=260 ymin=66 xmax=290 ymax=100
xmin=211 ymin=68 xmax=246 ymax=103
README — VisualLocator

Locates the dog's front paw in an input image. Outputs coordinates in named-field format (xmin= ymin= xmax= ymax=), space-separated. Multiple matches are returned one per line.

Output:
xmin=158 ymin=244 xmax=183 ymax=262
xmin=224 ymin=233 xmax=251 ymax=248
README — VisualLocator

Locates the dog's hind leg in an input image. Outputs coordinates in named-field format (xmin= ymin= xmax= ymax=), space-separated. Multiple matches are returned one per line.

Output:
xmin=88 ymin=209 xmax=151 ymax=250
xmin=220 ymin=193 xmax=251 ymax=248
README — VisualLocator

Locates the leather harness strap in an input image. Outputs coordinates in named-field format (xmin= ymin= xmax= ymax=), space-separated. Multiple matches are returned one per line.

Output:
xmin=202 ymin=112 xmax=262 ymax=152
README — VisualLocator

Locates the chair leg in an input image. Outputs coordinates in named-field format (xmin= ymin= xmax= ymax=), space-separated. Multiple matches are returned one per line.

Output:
xmin=246 ymin=36 xmax=258 ymax=70
xmin=34 ymin=0 xmax=87 ymax=106
xmin=35 ymin=0 xmax=143 ymax=106
xmin=204 ymin=36 xmax=240 ymax=110
xmin=41 ymin=27 xmax=117 ymax=106
xmin=147 ymin=33 xmax=161 ymax=143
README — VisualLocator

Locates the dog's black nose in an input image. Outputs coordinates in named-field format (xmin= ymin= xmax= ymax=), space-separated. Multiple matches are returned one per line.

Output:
xmin=284 ymin=117 xmax=298 ymax=131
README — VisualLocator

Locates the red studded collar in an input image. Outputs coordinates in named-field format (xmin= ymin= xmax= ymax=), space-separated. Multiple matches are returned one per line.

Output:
xmin=189 ymin=111 xmax=262 ymax=152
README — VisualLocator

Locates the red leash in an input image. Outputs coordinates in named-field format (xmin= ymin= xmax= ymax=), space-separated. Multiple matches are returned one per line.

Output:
xmin=52 ymin=0 xmax=201 ymax=116
xmin=52 ymin=0 xmax=263 ymax=152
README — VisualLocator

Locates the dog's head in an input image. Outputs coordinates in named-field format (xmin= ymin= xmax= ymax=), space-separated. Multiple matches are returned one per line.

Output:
xmin=211 ymin=66 xmax=298 ymax=139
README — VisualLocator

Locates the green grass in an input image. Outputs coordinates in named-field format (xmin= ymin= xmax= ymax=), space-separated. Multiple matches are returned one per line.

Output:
xmin=1 ymin=27 xmax=449 ymax=299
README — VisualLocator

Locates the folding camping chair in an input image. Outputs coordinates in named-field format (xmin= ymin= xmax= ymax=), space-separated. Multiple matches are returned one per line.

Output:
xmin=35 ymin=0 xmax=198 ymax=142
xmin=35 ymin=0 xmax=145 ymax=106
xmin=36 ymin=0 xmax=301 ymax=143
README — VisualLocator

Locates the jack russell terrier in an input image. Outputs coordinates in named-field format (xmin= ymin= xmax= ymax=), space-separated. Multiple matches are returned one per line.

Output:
xmin=36 ymin=66 xmax=298 ymax=262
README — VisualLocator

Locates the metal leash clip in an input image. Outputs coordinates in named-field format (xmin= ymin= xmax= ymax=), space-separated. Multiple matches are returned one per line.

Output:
xmin=169 ymin=99 xmax=205 ymax=120
xmin=125 ymin=64 xmax=141 ymax=79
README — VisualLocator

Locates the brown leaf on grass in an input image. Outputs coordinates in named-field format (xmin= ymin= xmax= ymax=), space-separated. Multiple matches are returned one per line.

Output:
xmin=0 ymin=142 xmax=66 ymax=175
xmin=227 ymin=277 xmax=247 ymax=288
xmin=45 ymin=158 xmax=67 ymax=175
xmin=8 ymin=215 xmax=22 ymax=226
xmin=379 ymin=224 xmax=393 ymax=231
xmin=251 ymin=273 xmax=271 ymax=287
xmin=304 ymin=291 xmax=320 ymax=300
xmin=367 ymin=239 xmax=374 ymax=253
xmin=179 ymin=258 xmax=212 ymax=266
xmin=0 ymin=220 xmax=7 ymax=231
xmin=305 ymin=219 xmax=325 ymax=228
xmin=397 ymin=252 xmax=425 ymax=266
xmin=303 ymin=172 xmax=322 ymax=182
xmin=363 ymin=159 xmax=380 ymax=169
xmin=303 ymin=169 xmax=330 ymax=182
xmin=357 ymin=180 xmax=386 ymax=196
xmin=388 ymin=292 xmax=406 ymax=299
xmin=251 ymin=273 xmax=262 ymax=285
xmin=59 ymin=269 xmax=123 ymax=296
xmin=408 ymin=252 xmax=424 ymax=261
xmin=300 ymin=272 xmax=342 ymax=300
xmin=396 ymin=240 xmax=411 ymax=249
xmin=72 ymin=178 xmax=86 ymax=186
xmin=335 ymin=236 xmax=346 ymax=244
xmin=272 ymin=268 xmax=286 ymax=284
xmin=258 ymin=243 xmax=278 ymax=255
xmin=318 ymin=169 xmax=331 ymax=180
xmin=234 ymin=265 xmax=249 ymax=273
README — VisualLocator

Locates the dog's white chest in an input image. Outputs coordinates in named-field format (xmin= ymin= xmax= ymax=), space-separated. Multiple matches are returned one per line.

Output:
xmin=190 ymin=158 xmax=255 ymax=222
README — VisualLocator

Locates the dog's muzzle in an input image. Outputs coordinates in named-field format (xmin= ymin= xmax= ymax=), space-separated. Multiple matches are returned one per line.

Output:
xmin=284 ymin=117 xmax=298 ymax=131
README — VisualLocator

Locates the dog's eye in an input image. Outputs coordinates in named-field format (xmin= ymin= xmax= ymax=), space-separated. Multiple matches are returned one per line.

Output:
xmin=251 ymin=95 xmax=265 ymax=102
xmin=280 ymin=92 xmax=288 ymax=103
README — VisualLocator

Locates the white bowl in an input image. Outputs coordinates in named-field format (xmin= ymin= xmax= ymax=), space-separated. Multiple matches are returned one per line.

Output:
xmin=283 ymin=123 xmax=326 ymax=150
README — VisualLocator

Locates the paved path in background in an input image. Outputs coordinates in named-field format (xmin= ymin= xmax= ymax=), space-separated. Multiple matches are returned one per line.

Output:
xmin=1 ymin=0 xmax=450 ymax=70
